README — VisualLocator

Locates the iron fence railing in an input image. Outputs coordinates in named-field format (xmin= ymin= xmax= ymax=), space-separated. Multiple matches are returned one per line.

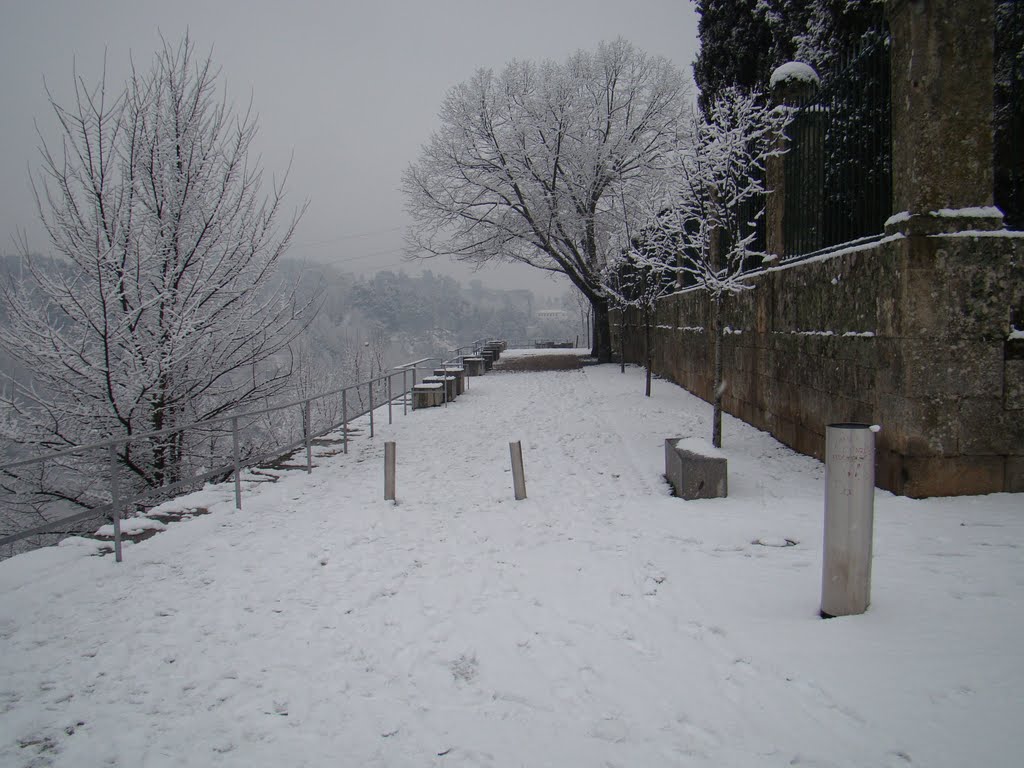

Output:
xmin=781 ymin=26 xmax=892 ymax=262
xmin=0 ymin=340 xmax=502 ymax=562
xmin=995 ymin=10 xmax=1024 ymax=231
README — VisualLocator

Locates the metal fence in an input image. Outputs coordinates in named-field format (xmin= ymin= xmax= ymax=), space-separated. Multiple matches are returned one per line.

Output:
xmin=995 ymin=8 xmax=1024 ymax=231
xmin=0 ymin=340 xmax=495 ymax=562
xmin=780 ymin=27 xmax=892 ymax=261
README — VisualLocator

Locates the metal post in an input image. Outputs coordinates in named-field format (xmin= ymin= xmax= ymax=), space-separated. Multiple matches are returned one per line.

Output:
xmin=369 ymin=381 xmax=375 ymax=438
xmin=232 ymin=416 xmax=242 ymax=510
xmin=384 ymin=441 xmax=396 ymax=501
xmin=342 ymin=389 xmax=348 ymax=455
xmin=108 ymin=444 xmax=123 ymax=563
xmin=304 ymin=400 xmax=313 ymax=473
xmin=388 ymin=375 xmax=393 ymax=425
xmin=821 ymin=423 xmax=876 ymax=618
xmin=510 ymin=440 xmax=527 ymax=500
xmin=402 ymin=369 xmax=408 ymax=416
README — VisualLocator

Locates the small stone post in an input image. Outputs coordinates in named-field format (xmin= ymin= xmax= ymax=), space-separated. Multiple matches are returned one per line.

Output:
xmin=384 ymin=441 xmax=396 ymax=501
xmin=767 ymin=61 xmax=821 ymax=259
xmin=509 ymin=441 xmax=527 ymax=500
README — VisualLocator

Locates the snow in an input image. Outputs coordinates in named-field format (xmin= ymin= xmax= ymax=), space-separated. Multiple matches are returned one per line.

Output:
xmin=884 ymin=211 xmax=911 ymax=227
xmin=94 ymin=517 xmax=167 ymax=537
xmin=766 ymin=233 xmax=903 ymax=274
xmin=673 ymin=437 xmax=725 ymax=459
xmin=769 ymin=61 xmax=820 ymax=88
xmin=932 ymin=206 xmax=1003 ymax=219
xmin=1010 ymin=327 xmax=1024 ymax=341
xmin=887 ymin=208 xmax=1006 ymax=227
xmin=1 ymin=356 xmax=1023 ymax=767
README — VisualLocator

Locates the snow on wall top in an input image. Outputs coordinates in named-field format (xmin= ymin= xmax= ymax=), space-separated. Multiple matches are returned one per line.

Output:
xmin=770 ymin=61 xmax=820 ymax=88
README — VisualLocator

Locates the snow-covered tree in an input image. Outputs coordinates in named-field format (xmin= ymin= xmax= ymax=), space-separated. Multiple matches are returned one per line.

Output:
xmin=637 ymin=88 xmax=790 ymax=446
xmin=0 ymin=36 xmax=310 ymax=509
xmin=605 ymin=232 xmax=677 ymax=395
xmin=794 ymin=1 xmax=885 ymax=78
xmin=403 ymin=39 xmax=689 ymax=363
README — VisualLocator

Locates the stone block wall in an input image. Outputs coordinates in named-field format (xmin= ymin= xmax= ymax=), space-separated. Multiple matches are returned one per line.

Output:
xmin=614 ymin=232 xmax=1024 ymax=497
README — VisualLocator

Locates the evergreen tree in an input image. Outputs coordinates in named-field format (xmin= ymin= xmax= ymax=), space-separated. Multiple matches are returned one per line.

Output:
xmin=693 ymin=0 xmax=810 ymax=113
xmin=693 ymin=1 xmax=884 ymax=111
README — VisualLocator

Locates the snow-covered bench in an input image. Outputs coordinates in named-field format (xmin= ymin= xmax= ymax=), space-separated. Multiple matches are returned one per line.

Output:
xmin=412 ymin=382 xmax=445 ymax=409
xmin=665 ymin=437 xmax=728 ymax=499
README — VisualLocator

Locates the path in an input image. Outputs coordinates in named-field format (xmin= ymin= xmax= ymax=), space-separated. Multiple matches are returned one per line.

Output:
xmin=1 ymin=354 xmax=1022 ymax=767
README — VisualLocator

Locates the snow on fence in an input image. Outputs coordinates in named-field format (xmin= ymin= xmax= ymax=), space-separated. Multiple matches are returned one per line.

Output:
xmin=0 ymin=339 xmax=504 ymax=561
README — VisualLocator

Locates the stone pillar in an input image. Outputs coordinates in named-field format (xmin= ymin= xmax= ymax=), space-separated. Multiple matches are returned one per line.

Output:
xmin=767 ymin=62 xmax=821 ymax=259
xmin=885 ymin=0 xmax=1003 ymax=235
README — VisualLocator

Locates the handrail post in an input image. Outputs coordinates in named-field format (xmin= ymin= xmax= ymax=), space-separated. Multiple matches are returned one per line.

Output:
xmin=369 ymin=381 xmax=375 ymax=438
xmin=108 ymin=444 xmax=123 ymax=563
xmin=388 ymin=374 xmax=393 ymax=425
xmin=342 ymin=389 xmax=348 ymax=455
xmin=304 ymin=399 xmax=313 ymax=473
xmin=232 ymin=416 xmax=242 ymax=510
xmin=402 ymin=369 xmax=408 ymax=416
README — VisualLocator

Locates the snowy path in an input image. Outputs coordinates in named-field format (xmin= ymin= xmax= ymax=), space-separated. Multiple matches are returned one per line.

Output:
xmin=1 ymin=357 xmax=1022 ymax=767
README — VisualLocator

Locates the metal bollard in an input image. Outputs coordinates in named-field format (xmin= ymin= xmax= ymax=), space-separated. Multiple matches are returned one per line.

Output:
xmin=821 ymin=423 xmax=876 ymax=618
xmin=510 ymin=441 xmax=527 ymax=500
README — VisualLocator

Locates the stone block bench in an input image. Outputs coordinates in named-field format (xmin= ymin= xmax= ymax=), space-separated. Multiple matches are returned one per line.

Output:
xmin=463 ymin=356 xmax=485 ymax=376
xmin=421 ymin=374 xmax=457 ymax=402
xmin=412 ymin=382 xmax=444 ymax=409
xmin=665 ymin=437 xmax=728 ymax=499
xmin=434 ymin=367 xmax=466 ymax=395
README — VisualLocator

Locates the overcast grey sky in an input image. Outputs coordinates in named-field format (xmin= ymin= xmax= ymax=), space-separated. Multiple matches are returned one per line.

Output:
xmin=1 ymin=0 xmax=699 ymax=297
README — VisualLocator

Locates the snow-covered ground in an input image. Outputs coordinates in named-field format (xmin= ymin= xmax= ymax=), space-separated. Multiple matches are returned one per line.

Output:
xmin=1 ymin=352 xmax=1022 ymax=767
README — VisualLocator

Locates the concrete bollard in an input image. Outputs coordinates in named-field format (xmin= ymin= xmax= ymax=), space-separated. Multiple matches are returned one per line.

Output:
xmin=384 ymin=441 xmax=396 ymax=501
xmin=821 ymin=423 xmax=876 ymax=618
xmin=510 ymin=441 xmax=527 ymax=500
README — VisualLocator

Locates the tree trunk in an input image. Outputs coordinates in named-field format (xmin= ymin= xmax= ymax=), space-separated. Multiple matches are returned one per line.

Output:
xmin=712 ymin=297 xmax=724 ymax=448
xmin=620 ymin=310 xmax=626 ymax=373
xmin=644 ymin=308 xmax=652 ymax=397
xmin=591 ymin=296 xmax=612 ymax=363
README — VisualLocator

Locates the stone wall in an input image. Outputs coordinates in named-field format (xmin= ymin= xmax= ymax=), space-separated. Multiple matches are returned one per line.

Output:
xmin=615 ymin=232 xmax=1024 ymax=497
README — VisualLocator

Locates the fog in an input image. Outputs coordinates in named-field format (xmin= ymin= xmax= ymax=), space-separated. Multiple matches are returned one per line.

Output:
xmin=0 ymin=0 xmax=699 ymax=298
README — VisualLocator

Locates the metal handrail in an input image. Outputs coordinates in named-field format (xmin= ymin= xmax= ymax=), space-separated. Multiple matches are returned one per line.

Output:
xmin=0 ymin=350 xmax=484 ymax=559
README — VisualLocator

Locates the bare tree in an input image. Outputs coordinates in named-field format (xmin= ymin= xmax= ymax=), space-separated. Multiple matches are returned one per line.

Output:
xmin=403 ymin=39 xmax=689 ymax=362
xmin=631 ymin=87 xmax=790 ymax=445
xmin=0 ymin=35 xmax=311 ymax=509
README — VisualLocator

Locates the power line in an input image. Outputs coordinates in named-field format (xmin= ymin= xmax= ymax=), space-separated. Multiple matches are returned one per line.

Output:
xmin=293 ymin=225 xmax=405 ymax=248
